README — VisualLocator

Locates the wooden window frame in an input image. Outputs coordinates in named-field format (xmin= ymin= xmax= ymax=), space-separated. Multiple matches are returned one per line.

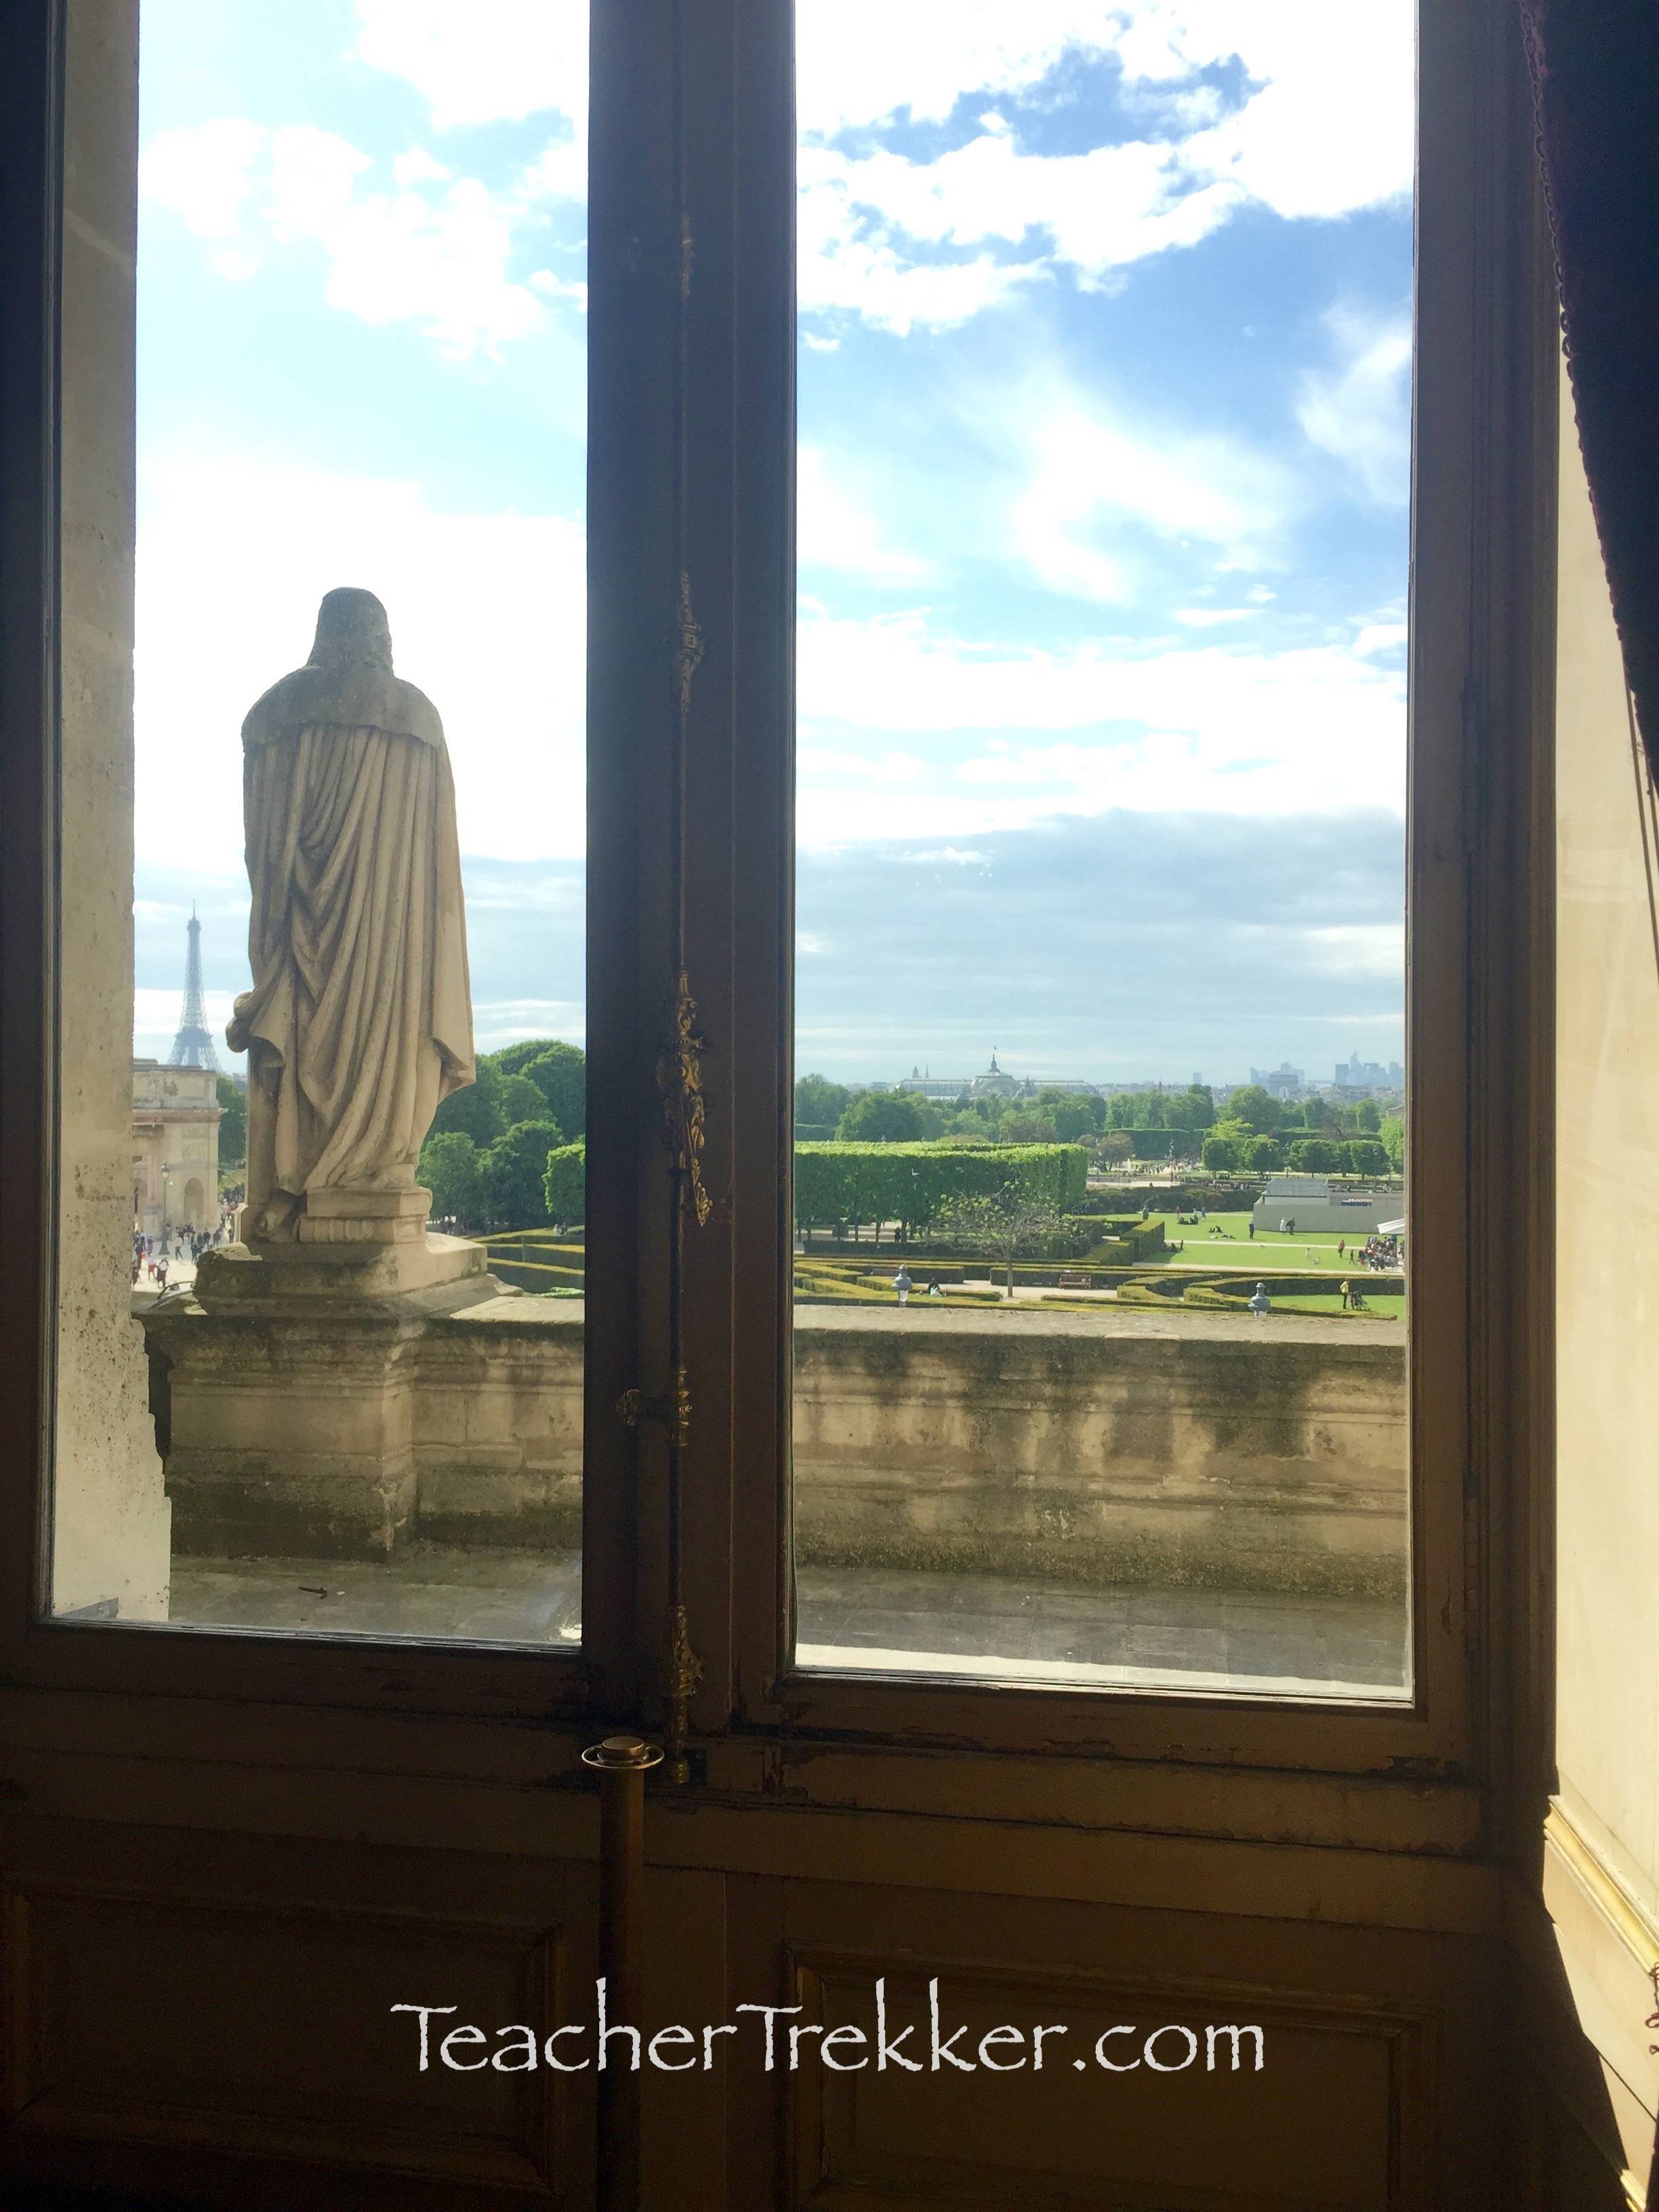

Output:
xmin=0 ymin=0 xmax=1557 ymax=1823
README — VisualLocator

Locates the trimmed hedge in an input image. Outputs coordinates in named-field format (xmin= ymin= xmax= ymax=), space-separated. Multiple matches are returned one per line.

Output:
xmin=794 ymin=1142 xmax=1088 ymax=1232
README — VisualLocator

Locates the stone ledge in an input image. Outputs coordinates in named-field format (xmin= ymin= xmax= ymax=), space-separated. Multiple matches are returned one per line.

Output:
xmin=142 ymin=1294 xmax=1406 ymax=1592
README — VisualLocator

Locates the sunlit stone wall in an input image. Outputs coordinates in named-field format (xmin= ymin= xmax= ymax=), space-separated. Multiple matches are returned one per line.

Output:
xmin=147 ymin=1300 xmax=1404 ymax=1595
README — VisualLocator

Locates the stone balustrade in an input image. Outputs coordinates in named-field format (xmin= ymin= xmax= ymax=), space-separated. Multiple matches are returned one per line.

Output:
xmin=143 ymin=1296 xmax=1406 ymax=1597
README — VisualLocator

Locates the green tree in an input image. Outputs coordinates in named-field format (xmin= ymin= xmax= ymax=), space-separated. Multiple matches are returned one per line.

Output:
xmin=215 ymin=1075 xmax=247 ymax=1168
xmin=429 ymin=1060 xmax=506 ymax=1145
xmin=1227 ymin=1085 xmax=1279 ymax=1134
xmin=1105 ymin=1092 xmax=1143 ymax=1129
xmin=796 ymin=1073 xmax=853 ymax=1127
xmin=541 ymin=1141 xmax=586 ymax=1229
xmin=1046 ymin=1091 xmax=1106 ymax=1142
xmin=999 ymin=1110 xmax=1057 ymax=1143
xmin=836 ymin=1090 xmax=929 ymax=1142
xmin=933 ymin=1187 xmax=1065 ymax=1299
xmin=1303 ymin=1095 xmax=1339 ymax=1131
xmin=497 ymin=1071 xmax=548 ymax=1127
xmin=1242 ymin=1134 xmax=1285 ymax=1171
xmin=522 ymin=1041 xmax=587 ymax=1138
xmin=419 ymin=1130 xmax=483 ymax=1225
xmin=1200 ymin=1133 xmax=1241 ymax=1170
xmin=1379 ymin=1113 xmax=1405 ymax=1170
xmin=1356 ymin=1098 xmax=1382 ymax=1133
xmin=1346 ymin=1139 xmax=1391 ymax=1176
xmin=1164 ymin=1084 xmax=1216 ymax=1131
xmin=480 ymin=1119 xmax=563 ymax=1226
xmin=489 ymin=1038 xmax=560 ymax=1076
xmin=1288 ymin=1136 xmax=1340 ymax=1174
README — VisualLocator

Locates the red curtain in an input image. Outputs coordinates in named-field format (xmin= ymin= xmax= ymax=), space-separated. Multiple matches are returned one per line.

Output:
xmin=1521 ymin=0 xmax=1659 ymax=770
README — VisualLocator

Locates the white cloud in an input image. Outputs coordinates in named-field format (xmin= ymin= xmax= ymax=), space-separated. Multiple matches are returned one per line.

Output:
xmin=135 ymin=451 xmax=586 ymax=865
xmin=139 ymin=119 xmax=567 ymax=357
xmin=1353 ymin=621 xmax=1409 ymax=657
xmin=794 ymin=606 xmax=1405 ymax=844
xmin=798 ymin=448 xmax=929 ymax=581
xmin=140 ymin=119 xmax=266 ymax=240
xmin=795 ymin=0 xmax=1413 ymax=335
xmin=1008 ymin=386 xmax=1288 ymax=602
xmin=795 ymin=4 xmax=1101 ymax=136
xmin=352 ymin=0 xmax=588 ymax=134
xmin=1296 ymin=305 xmax=1412 ymax=504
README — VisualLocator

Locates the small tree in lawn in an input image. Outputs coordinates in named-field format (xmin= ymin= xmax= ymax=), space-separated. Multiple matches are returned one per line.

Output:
xmin=933 ymin=1187 xmax=1065 ymax=1300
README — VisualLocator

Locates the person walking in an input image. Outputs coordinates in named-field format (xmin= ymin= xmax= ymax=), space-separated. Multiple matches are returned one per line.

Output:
xmin=893 ymin=1266 xmax=914 ymax=1307
xmin=1340 ymin=1278 xmax=1352 ymax=1311
xmin=1248 ymin=1220 xmax=1255 ymax=1240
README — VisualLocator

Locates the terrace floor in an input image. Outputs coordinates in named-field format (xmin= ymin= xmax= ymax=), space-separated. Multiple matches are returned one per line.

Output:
xmin=166 ymin=1547 xmax=1409 ymax=1702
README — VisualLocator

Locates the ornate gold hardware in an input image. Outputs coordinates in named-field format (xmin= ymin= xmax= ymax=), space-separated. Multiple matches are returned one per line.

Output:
xmin=673 ymin=569 xmax=704 ymax=712
xmin=658 ymin=972 xmax=712 ymax=1226
xmin=615 ymin=1368 xmax=692 ymax=1451
xmin=664 ymin=1603 xmax=702 ymax=1786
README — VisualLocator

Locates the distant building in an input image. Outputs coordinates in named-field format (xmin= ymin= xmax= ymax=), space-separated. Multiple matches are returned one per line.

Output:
xmin=1334 ymin=1052 xmax=1404 ymax=1090
xmin=890 ymin=1052 xmax=1101 ymax=1102
xmin=131 ymin=1058 xmax=221 ymax=1237
xmin=1250 ymin=1061 xmax=1306 ymax=1099
xmin=1252 ymin=1173 xmax=1391 ymax=1237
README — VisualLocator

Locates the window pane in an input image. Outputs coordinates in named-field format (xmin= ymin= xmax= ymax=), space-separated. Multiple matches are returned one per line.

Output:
xmin=792 ymin=2 xmax=1412 ymax=1700
xmin=52 ymin=1 xmax=589 ymax=1644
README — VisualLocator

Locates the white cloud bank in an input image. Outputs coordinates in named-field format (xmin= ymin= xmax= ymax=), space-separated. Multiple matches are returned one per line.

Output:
xmin=135 ymin=452 xmax=586 ymax=865
xmin=140 ymin=108 xmax=585 ymax=357
xmin=795 ymin=0 xmax=1414 ymax=335
xmin=796 ymin=606 xmax=1405 ymax=844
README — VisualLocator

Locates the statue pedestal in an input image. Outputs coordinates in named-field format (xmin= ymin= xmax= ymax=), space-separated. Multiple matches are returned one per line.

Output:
xmin=153 ymin=1233 xmax=508 ymax=1558
xmin=200 ymin=1229 xmax=497 ymax=1318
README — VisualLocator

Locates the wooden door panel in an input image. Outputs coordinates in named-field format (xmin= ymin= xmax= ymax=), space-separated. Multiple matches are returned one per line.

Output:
xmin=1 ymin=1867 xmax=588 ymax=2208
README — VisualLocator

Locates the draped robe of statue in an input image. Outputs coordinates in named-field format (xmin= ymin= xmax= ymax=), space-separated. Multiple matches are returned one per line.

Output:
xmin=229 ymin=588 xmax=474 ymax=1243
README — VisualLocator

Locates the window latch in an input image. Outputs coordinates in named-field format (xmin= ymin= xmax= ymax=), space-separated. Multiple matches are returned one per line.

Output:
xmin=615 ymin=1369 xmax=692 ymax=1452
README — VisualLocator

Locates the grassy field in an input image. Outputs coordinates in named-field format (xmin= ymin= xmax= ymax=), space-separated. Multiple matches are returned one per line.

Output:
xmin=1145 ymin=1210 xmax=1399 ymax=1275
xmin=1269 ymin=1292 xmax=1404 ymax=1321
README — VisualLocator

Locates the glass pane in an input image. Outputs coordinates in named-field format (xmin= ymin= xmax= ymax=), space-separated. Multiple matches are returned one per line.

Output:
xmin=792 ymin=2 xmax=1412 ymax=1700
xmin=52 ymin=1 xmax=588 ymax=1643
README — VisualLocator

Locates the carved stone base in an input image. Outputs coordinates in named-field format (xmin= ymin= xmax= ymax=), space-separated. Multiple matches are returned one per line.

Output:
xmin=299 ymin=1184 xmax=432 ymax=1243
xmin=196 ymin=1231 xmax=499 ymax=1319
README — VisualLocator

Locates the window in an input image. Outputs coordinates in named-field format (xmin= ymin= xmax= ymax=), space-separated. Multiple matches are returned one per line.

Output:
xmin=12 ymin=0 xmax=1549 ymax=1788
xmin=788 ymin=5 xmax=1415 ymax=1702
xmin=49 ymin=1 xmax=591 ymax=1649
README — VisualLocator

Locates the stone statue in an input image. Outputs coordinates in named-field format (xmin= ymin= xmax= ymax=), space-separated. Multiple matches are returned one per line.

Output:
xmin=228 ymin=588 xmax=475 ymax=1246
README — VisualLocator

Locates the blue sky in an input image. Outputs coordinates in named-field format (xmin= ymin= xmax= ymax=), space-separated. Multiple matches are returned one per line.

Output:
xmin=131 ymin=1 xmax=1411 ymax=1087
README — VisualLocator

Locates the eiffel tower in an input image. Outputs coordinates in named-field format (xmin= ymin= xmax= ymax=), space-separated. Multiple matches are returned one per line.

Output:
xmin=167 ymin=905 xmax=220 ymax=1072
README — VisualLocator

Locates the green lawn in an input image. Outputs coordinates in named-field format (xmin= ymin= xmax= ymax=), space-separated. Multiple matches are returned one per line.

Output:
xmin=1146 ymin=1210 xmax=1399 ymax=1274
xmin=1270 ymin=1292 xmax=1404 ymax=1321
